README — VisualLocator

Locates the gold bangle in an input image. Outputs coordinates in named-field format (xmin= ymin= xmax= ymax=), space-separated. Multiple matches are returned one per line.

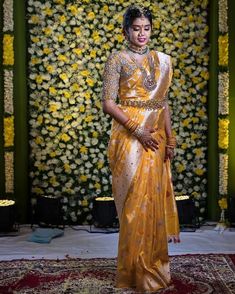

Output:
xmin=124 ymin=119 xmax=139 ymax=133
xmin=166 ymin=136 xmax=177 ymax=148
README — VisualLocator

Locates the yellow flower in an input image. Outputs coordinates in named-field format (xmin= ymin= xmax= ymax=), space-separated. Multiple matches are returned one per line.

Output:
xmin=102 ymin=5 xmax=109 ymax=12
xmin=95 ymin=100 xmax=101 ymax=109
xmin=38 ymin=163 xmax=46 ymax=171
xmin=80 ymin=175 xmax=88 ymax=182
xmin=79 ymin=105 xmax=85 ymax=112
xmin=218 ymin=118 xmax=229 ymax=149
xmin=71 ymin=63 xmax=78 ymax=70
xmin=31 ymin=57 xmax=41 ymax=65
xmin=37 ymin=115 xmax=43 ymax=125
xmin=81 ymin=199 xmax=88 ymax=206
xmin=3 ymin=34 xmax=14 ymax=65
xmin=200 ymin=96 xmax=207 ymax=103
xmin=43 ymin=7 xmax=53 ymax=16
xmin=64 ymin=114 xmax=73 ymax=121
xmin=49 ymin=103 xmax=59 ymax=112
xmin=87 ymin=12 xmax=95 ymax=20
xmin=92 ymin=31 xmax=100 ymax=43
xmin=106 ymin=24 xmax=114 ymax=31
xmin=176 ymin=163 xmax=186 ymax=173
xmin=191 ymin=117 xmax=199 ymax=123
xmin=86 ymin=78 xmax=95 ymax=87
xmin=97 ymin=161 xmax=104 ymax=169
xmin=54 ymin=0 xmax=65 ymax=4
xmin=90 ymin=50 xmax=97 ymax=58
xmin=182 ymin=118 xmax=191 ymax=127
xmin=59 ymin=15 xmax=67 ymax=23
xmin=35 ymin=136 xmax=43 ymax=145
xmin=80 ymin=70 xmax=90 ymax=77
xmin=50 ymin=151 xmax=57 ymax=157
xmin=92 ymin=131 xmax=98 ymax=138
xmin=59 ymin=73 xmax=68 ymax=83
xmin=49 ymin=176 xmax=58 ymax=186
xmin=46 ymin=65 xmax=54 ymax=73
xmin=188 ymin=15 xmax=194 ymax=22
xmin=48 ymin=126 xmax=56 ymax=132
xmin=64 ymin=163 xmax=71 ymax=173
xmin=73 ymin=27 xmax=81 ymax=36
xmin=49 ymin=87 xmax=57 ymax=95
xmin=194 ymin=168 xmax=205 ymax=176
xmin=58 ymin=54 xmax=68 ymax=62
xmin=196 ymin=109 xmax=206 ymax=118
xmin=116 ymin=34 xmax=124 ymax=43
xmin=68 ymin=5 xmax=78 ymax=15
xmin=63 ymin=91 xmax=71 ymax=99
xmin=30 ymin=15 xmax=40 ymax=24
xmin=84 ymin=92 xmax=91 ymax=100
xmin=4 ymin=116 xmax=14 ymax=147
xmin=85 ymin=115 xmax=94 ymax=122
xmin=218 ymin=198 xmax=227 ymax=210
xmin=200 ymin=71 xmax=209 ymax=80
xmin=218 ymin=34 xmax=228 ymax=66
xmin=181 ymin=143 xmax=188 ymax=150
xmin=80 ymin=146 xmax=88 ymax=154
xmin=94 ymin=182 xmax=101 ymax=189
xmin=71 ymin=83 xmax=79 ymax=91
xmin=43 ymin=27 xmax=52 ymax=35
xmin=34 ymin=187 xmax=43 ymax=195
xmin=43 ymin=47 xmax=51 ymax=55
xmin=36 ymin=75 xmax=44 ymax=84
xmin=194 ymin=148 xmax=203 ymax=157
xmin=175 ymin=41 xmax=183 ymax=48
xmin=57 ymin=34 xmax=64 ymax=42
xmin=73 ymin=48 xmax=83 ymax=55
xmin=32 ymin=37 xmax=40 ymax=43
xmin=61 ymin=133 xmax=71 ymax=142
xmin=191 ymin=133 xmax=199 ymax=140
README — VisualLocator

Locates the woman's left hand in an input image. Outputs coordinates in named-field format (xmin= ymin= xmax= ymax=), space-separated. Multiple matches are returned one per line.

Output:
xmin=164 ymin=146 xmax=174 ymax=161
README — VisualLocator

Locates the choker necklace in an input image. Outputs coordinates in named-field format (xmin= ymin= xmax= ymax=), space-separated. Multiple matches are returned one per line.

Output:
xmin=127 ymin=44 xmax=149 ymax=55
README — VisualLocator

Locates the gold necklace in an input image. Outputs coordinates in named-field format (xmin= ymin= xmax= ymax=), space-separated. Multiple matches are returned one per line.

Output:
xmin=127 ymin=51 xmax=158 ymax=91
xmin=127 ymin=44 xmax=149 ymax=55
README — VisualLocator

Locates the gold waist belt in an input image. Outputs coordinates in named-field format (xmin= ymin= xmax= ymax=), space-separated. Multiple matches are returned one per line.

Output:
xmin=120 ymin=99 xmax=166 ymax=110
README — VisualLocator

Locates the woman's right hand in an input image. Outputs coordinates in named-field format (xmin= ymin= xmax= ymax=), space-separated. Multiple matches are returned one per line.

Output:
xmin=136 ymin=126 xmax=159 ymax=152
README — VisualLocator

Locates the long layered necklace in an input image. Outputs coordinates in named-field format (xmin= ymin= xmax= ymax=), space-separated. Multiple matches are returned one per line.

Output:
xmin=127 ymin=45 xmax=158 ymax=91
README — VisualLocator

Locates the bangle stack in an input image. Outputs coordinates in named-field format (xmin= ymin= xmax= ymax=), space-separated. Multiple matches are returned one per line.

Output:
xmin=124 ymin=119 xmax=145 ymax=139
xmin=124 ymin=119 xmax=138 ymax=133
xmin=132 ymin=125 xmax=145 ymax=139
xmin=166 ymin=136 xmax=177 ymax=149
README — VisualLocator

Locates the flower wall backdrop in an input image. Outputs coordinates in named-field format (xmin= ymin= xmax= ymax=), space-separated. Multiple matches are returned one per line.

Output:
xmin=217 ymin=0 xmax=229 ymax=220
xmin=27 ymin=0 xmax=209 ymax=223
xmin=2 ymin=0 xmax=15 ymax=195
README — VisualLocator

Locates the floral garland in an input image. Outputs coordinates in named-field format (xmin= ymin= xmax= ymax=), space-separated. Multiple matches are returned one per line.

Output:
xmin=2 ymin=0 xmax=15 ymax=195
xmin=27 ymin=0 xmax=209 ymax=224
xmin=216 ymin=0 xmax=229 ymax=230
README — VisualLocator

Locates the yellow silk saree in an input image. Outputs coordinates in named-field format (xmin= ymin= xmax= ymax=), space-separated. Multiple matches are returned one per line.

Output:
xmin=102 ymin=50 xmax=179 ymax=292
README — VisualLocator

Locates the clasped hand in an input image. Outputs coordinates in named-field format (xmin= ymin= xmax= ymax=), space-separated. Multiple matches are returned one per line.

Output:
xmin=138 ymin=126 xmax=159 ymax=152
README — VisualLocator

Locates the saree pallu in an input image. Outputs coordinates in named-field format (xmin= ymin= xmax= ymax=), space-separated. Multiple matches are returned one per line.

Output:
xmin=106 ymin=51 xmax=179 ymax=292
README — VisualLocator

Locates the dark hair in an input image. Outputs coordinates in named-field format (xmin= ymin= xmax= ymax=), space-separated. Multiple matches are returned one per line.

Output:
xmin=123 ymin=5 xmax=152 ymax=34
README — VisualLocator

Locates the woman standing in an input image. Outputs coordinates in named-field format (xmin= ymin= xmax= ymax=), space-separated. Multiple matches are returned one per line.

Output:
xmin=102 ymin=5 xmax=180 ymax=293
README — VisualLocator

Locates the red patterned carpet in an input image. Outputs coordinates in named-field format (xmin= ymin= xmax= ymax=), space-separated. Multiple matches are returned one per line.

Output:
xmin=0 ymin=254 xmax=235 ymax=293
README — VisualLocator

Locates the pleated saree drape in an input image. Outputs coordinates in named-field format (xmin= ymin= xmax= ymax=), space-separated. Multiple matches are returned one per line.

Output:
xmin=103 ymin=50 xmax=180 ymax=292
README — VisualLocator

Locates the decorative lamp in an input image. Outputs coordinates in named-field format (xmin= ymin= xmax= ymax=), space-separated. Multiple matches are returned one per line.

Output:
xmin=92 ymin=197 xmax=118 ymax=228
xmin=0 ymin=199 xmax=16 ymax=232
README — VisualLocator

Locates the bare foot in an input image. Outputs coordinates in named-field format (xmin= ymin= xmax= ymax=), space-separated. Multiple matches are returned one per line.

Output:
xmin=168 ymin=236 xmax=180 ymax=243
